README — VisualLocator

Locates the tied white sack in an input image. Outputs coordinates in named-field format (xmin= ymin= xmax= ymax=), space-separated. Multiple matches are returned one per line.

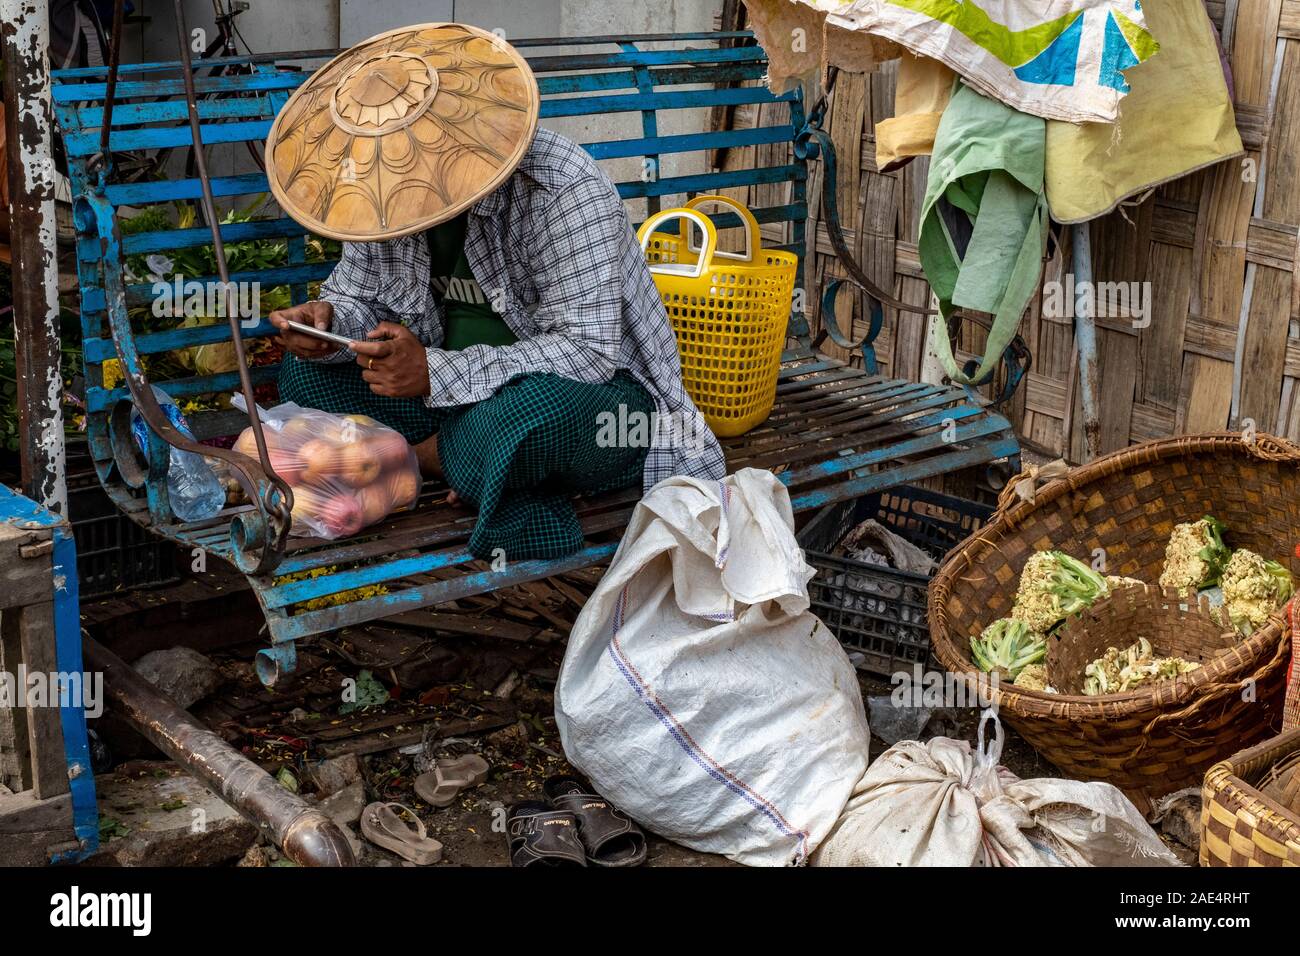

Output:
xmin=813 ymin=711 xmax=1182 ymax=867
xmin=555 ymin=468 xmax=870 ymax=866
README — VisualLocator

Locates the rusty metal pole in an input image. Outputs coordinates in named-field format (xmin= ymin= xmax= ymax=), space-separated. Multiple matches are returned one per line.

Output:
xmin=84 ymin=637 xmax=356 ymax=867
xmin=2 ymin=0 xmax=67 ymax=514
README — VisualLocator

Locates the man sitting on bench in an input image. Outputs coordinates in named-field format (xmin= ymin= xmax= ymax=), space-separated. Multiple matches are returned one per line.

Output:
xmin=264 ymin=24 xmax=724 ymax=561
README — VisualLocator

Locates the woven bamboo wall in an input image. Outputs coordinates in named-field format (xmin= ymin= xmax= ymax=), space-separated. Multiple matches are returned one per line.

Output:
xmin=720 ymin=0 xmax=1300 ymax=462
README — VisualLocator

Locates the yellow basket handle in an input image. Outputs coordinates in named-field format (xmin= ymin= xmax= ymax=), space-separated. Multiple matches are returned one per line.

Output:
xmin=682 ymin=194 xmax=762 ymax=264
xmin=637 ymin=208 xmax=718 ymax=280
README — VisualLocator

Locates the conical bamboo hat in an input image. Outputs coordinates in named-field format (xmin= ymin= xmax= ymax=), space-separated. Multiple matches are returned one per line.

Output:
xmin=266 ymin=22 xmax=540 ymax=241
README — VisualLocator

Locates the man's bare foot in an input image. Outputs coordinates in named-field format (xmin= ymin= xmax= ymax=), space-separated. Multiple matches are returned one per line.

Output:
xmin=412 ymin=435 xmax=460 ymax=505
xmin=412 ymin=434 xmax=443 ymax=479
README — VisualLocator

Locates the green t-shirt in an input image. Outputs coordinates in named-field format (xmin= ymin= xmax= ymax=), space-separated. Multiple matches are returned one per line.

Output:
xmin=425 ymin=213 xmax=518 ymax=351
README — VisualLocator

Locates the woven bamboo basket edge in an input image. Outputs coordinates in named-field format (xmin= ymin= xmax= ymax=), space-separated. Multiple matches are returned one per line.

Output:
xmin=1200 ymin=727 xmax=1300 ymax=866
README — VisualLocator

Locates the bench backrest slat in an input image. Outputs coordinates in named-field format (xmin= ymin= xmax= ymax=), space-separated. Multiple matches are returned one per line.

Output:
xmin=54 ymin=33 xmax=806 ymax=419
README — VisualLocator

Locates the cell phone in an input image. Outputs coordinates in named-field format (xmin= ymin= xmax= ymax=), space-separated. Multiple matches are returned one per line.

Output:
xmin=282 ymin=319 xmax=356 ymax=348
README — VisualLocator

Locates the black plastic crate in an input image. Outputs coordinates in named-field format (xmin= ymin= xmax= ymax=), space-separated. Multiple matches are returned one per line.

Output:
xmin=798 ymin=485 xmax=993 ymax=677
xmin=66 ymin=445 xmax=181 ymax=598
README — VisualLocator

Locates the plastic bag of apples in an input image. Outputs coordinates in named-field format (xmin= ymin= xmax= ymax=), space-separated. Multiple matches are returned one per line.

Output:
xmin=231 ymin=403 xmax=420 ymax=539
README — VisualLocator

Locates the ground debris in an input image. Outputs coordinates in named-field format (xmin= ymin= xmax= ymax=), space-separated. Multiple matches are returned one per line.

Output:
xmin=81 ymin=568 xmax=736 ymax=866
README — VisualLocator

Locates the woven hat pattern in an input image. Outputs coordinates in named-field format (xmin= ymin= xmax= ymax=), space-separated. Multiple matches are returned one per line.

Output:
xmin=267 ymin=23 xmax=539 ymax=240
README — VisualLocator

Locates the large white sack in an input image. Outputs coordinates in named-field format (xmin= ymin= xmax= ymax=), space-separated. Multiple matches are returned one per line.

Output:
xmin=555 ymin=468 xmax=870 ymax=866
xmin=813 ymin=712 xmax=1182 ymax=867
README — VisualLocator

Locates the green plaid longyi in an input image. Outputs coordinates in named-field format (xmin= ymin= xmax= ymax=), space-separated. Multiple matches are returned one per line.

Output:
xmin=279 ymin=357 xmax=654 ymax=559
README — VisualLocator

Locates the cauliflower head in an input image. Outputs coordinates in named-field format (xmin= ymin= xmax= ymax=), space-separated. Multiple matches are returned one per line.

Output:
xmin=1012 ymin=662 xmax=1054 ymax=693
xmin=1159 ymin=516 xmax=1229 ymax=591
xmin=1105 ymin=575 xmax=1145 ymax=591
xmin=1010 ymin=551 xmax=1110 ymax=633
xmin=1083 ymin=637 xmax=1200 ymax=695
xmin=1220 ymin=549 xmax=1293 ymax=633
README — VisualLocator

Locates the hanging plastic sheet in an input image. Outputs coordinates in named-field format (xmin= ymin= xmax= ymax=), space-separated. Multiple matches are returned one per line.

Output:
xmin=877 ymin=0 xmax=1241 ymax=211
xmin=743 ymin=0 xmax=900 ymax=104
xmin=874 ymin=52 xmax=955 ymax=170
xmin=744 ymin=0 xmax=1159 ymax=123
xmin=1043 ymin=0 xmax=1243 ymax=223
xmin=919 ymin=82 xmax=1049 ymax=385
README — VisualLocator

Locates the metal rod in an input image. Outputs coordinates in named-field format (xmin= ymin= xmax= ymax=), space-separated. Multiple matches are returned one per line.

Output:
xmin=1071 ymin=222 xmax=1102 ymax=460
xmin=83 ymin=636 xmax=355 ymax=867
xmin=2 ymin=0 xmax=67 ymax=515
xmin=170 ymin=0 xmax=291 ymax=515
xmin=97 ymin=0 xmax=126 ymax=163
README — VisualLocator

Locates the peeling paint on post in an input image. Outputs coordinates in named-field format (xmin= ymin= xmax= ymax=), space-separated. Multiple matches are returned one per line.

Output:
xmin=2 ymin=0 xmax=66 ymax=515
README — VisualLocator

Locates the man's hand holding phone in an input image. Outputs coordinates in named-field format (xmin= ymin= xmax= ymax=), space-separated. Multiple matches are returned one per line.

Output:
xmin=269 ymin=301 xmax=338 ymax=359
xmin=350 ymin=322 xmax=431 ymax=398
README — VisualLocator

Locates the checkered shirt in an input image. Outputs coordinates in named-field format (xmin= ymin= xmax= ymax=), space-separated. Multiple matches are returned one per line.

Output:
xmin=317 ymin=127 xmax=726 ymax=490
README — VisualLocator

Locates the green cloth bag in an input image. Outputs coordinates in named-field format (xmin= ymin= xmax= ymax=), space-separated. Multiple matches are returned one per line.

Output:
xmin=919 ymin=81 xmax=1048 ymax=386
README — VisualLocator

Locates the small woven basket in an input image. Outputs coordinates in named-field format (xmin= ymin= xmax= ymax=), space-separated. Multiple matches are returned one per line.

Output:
xmin=1044 ymin=586 xmax=1238 ymax=696
xmin=930 ymin=433 xmax=1299 ymax=811
xmin=1201 ymin=728 xmax=1300 ymax=866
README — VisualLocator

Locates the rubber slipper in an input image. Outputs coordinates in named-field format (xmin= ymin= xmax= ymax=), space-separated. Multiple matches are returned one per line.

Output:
xmin=542 ymin=776 xmax=647 ymax=867
xmin=506 ymin=801 xmax=587 ymax=868
xmin=359 ymin=802 xmax=443 ymax=865
xmin=413 ymin=754 xmax=490 ymax=808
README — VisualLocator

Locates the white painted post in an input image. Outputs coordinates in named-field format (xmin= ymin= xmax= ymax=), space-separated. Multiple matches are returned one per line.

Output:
xmin=1 ymin=0 xmax=66 ymax=515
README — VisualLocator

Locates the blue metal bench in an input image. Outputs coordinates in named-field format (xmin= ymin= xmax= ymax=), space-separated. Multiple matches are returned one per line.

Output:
xmin=52 ymin=31 xmax=1020 ymax=685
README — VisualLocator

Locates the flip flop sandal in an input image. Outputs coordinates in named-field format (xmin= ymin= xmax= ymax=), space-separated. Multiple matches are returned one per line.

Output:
xmin=506 ymin=801 xmax=587 ymax=868
xmin=413 ymin=754 xmax=490 ymax=808
xmin=359 ymin=802 xmax=443 ymax=865
xmin=543 ymin=776 xmax=648 ymax=867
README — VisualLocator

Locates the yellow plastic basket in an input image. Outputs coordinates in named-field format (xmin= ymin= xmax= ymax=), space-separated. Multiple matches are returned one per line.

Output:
xmin=637 ymin=196 xmax=796 ymax=437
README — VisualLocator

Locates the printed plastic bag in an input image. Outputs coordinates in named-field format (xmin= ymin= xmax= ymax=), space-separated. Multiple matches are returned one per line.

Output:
xmin=813 ymin=710 xmax=1182 ymax=867
xmin=231 ymin=400 xmax=420 ymax=539
xmin=555 ymin=468 xmax=871 ymax=866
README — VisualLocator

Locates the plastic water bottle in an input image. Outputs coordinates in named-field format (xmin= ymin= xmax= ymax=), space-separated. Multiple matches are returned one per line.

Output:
xmin=130 ymin=386 xmax=225 ymax=522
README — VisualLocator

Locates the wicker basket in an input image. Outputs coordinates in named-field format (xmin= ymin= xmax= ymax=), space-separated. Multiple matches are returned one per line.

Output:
xmin=930 ymin=433 xmax=1298 ymax=811
xmin=1044 ymin=586 xmax=1239 ymax=695
xmin=1201 ymin=728 xmax=1300 ymax=866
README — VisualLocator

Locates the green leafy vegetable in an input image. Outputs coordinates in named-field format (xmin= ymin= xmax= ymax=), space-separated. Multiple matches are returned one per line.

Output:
xmin=970 ymin=618 xmax=1048 ymax=679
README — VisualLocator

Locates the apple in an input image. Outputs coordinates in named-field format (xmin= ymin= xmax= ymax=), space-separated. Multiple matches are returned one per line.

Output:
xmin=357 ymin=483 xmax=391 ymax=527
xmin=280 ymin=417 xmax=317 ymax=441
xmin=233 ymin=428 xmax=303 ymax=481
xmin=291 ymin=486 xmax=363 ymax=538
xmin=299 ymin=438 xmax=342 ymax=483
xmin=388 ymin=468 xmax=421 ymax=510
xmin=266 ymin=448 xmax=306 ymax=485
xmin=324 ymin=414 xmax=382 ymax=446
xmin=319 ymin=493 xmax=364 ymax=538
xmin=232 ymin=428 xmax=258 ymax=458
xmin=367 ymin=432 xmax=412 ymax=471
xmin=289 ymin=484 xmax=329 ymax=527
xmin=335 ymin=446 xmax=382 ymax=488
